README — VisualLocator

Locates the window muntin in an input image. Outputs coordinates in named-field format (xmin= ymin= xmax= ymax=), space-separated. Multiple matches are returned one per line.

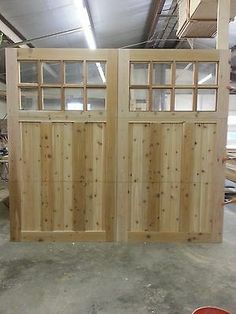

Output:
xmin=19 ymin=60 xmax=107 ymax=111
xmin=129 ymin=61 xmax=218 ymax=112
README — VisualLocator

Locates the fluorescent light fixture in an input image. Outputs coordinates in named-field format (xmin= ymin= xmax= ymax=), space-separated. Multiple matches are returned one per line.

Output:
xmin=74 ymin=0 xmax=106 ymax=83
xmin=74 ymin=0 xmax=96 ymax=49
xmin=96 ymin=62 xmax=106 ymax=83
xmin=198 ymin=73 xmax=213 ymax=84
xmin=67 ymin=102 xmax=83 ymax=110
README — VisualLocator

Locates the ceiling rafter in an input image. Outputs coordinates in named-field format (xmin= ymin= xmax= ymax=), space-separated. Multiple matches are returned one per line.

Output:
xmin=143 ymin=0 xmax=166 ymax=48
xmin=0 ymin=13 xmax=33 ymax=48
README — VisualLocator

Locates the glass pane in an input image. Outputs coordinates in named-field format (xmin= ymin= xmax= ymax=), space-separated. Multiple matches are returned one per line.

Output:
xmin=87 ymin=62 xmax=106 ymax=85
xmin=197 ymin=89 xmax=217 ymax=111
xmin=65 ymin=88 xmax=83 ymax=110
xmin=65 ymin=62 xmax=83 ymax=84
xmin=42 ymin=62 xmax=61 ymax=84
xmin=174 ymin=89 xmax=193 ymax=111
xmin=175 ymin=62 xmax=194 ymax=85
xmin=152 ymin=89 xmax=171 ymax=111
xmin=20 ymin=62 xmax=38 ymax=83
xmin=87 ymin=89 xmax=106 ymax=110
xmin=130 ymin=63 xmax=149 ymax=85
xmin=153 ymin=63 xmax=172 ymax=85
xmin=198 ymin=63 xmax=217 ymax=85
xmin=43 ymin=88 xmax=61 ymax=110
xmin=20 ymin=88 xmax=38 ymax=110
xmin=130 ymin=89 xmax=149 ymax=111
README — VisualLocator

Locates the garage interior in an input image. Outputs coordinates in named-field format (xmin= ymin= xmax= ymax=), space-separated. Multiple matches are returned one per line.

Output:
xmin=0 ymin=0 xmax=236 ymax=313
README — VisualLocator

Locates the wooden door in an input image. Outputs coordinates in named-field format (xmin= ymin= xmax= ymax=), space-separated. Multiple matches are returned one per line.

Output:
xmin=117 ymin=49 xmax=229 ymax=243
xmin=7 ymin=48 xmax=229 ymax=242
xmin=7 ymin=49 xmax=117 ymax=242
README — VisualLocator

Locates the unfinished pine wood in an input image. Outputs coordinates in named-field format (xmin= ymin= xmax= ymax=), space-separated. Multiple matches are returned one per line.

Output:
xmin=9 ymin=49 xmax=117 ymax=241
xmin=7 ymin=48 xmax=228 ymax=242
xmin=21 ymin=123 xmax=41 ymax=231
xmin=117 ymin=49 xmax=228 ymax=243
xmin=6 ymin=49 xmax=22 ymax=240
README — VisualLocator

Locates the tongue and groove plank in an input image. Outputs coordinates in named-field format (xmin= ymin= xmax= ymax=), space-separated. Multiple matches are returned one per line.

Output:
xmin=41 ymin=122 xmax=54 ymax=231
xmin=21 ymin=123 xmax=41 ymax=231
xmin=52 ymin=123 xmax=64 ymax=230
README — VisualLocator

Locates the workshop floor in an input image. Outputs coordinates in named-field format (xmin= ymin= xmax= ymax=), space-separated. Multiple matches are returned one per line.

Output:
xmin=0 ymin=188 xmax=235 ymax=314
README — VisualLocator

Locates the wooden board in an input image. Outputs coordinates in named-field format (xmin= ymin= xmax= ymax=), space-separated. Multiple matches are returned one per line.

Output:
xmin=177 ymin=0 xmax=235 ymax=38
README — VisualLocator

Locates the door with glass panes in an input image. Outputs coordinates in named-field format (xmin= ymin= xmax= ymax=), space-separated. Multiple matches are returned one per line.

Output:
xmin=7 ymin=48 xmax=117 ymax=242
xmin=117 ymin=49 xmax=228 ymax=243
xmin=7 ymin=48 xmax=228 ymax=242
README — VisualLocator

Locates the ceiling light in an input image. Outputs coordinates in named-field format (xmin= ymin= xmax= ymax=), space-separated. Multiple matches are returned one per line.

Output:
xmin=96 ymin=62 xmax=106 ymax=83
xmin=74 ymin=0 xmax=106 ymax=83
xmin=74 ymin=0 xmax=96 ymax=49
xmin=198 ymin=73 xmax=213 ymax=84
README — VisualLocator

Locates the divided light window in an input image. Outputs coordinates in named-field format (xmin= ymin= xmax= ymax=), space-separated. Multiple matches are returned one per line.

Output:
xmin=129 ymin=61 xmax=218 ymax=112
xmin=19 ymin=60 xmax=107 ymax=111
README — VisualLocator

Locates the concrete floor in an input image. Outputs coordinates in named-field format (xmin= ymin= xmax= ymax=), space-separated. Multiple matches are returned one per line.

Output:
xmin=0 ymin=195 xmax=236 ymax=313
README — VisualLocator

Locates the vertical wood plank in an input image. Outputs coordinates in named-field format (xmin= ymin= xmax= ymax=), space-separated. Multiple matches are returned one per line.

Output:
xmin=53 ymin=123 xmax=64 ymax=230
xmin=21 ymin=123 xmax=41 ymax=231
xmin=6 ymin=48 xmax=22 ymax=240
xmin=180 ymin=123 xmax=194 ymax=232
xmin=72 ymin=123 xmax=86 ymax=231
xmin=63 ymin=123 xmax=73 ymax=230
xmin=41 ymin=123 xmax=53 ymax=231
xmin=117 ymin=49 xmax=130 ymax=241
xmin=216 ymin=0 xmax=230 ymax=49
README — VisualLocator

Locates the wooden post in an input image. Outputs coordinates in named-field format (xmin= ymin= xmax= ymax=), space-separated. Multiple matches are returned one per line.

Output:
xmin=214 ymin=0 xmax=231 ymax=241
xmin=216 ymin=0 xmax=230 ymax=49
xmin=6 ymin=49 xmax=22 ymax=241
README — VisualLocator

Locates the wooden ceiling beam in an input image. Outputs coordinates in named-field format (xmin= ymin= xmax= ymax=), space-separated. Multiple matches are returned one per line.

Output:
xmin=0 ymin=13 xmax=33 ymax=48
xmin=143 ymin=0 xmax=166 ymax=48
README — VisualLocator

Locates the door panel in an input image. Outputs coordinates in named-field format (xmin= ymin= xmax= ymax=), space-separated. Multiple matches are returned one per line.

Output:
xmin=117 ymin=49 xmax=228 ymax=243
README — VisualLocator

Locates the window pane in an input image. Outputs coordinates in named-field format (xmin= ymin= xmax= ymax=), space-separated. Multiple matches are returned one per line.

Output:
xmin=130 ymin=63 xmax=149 ymax=85
xmin=175 ymin=89 xmax=193 ymax=111
xmin=20 ymin=62 xmax=38 ymax=83
xmin=198 ymin=63 xmax=217 ymax=85
xmin=87 ymin=62 xmax=106 ymax=85
xmin=152 ymin=89 xmax=171 ymax=111
xmin=65 ymin=88 xmax=83 ymax=110
xmin=175 ymin=62 xmax=194 ymax=85
xmin=43 ymin=88 xmax=61 ymax=110
xmin=153 ymin=63 xmax=172 ymax=85
xmin=87 ymin=89 xmax=106 ymax=110
xmin=130 ymin=89 xmax=149 ymax=111
xmin=65 ymin=62 xmax=83 ymax=84
xmin=42 ymin=62 xmax=61 ymax=84
xmin=20 ymin=88 xmax=38 ymax=110
xmin=197 ymin=89 xmax=217 ymax=111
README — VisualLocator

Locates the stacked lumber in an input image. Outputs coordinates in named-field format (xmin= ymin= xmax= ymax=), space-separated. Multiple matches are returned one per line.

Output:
xmin=225 ymin=151 xmax=236 ymax=182
xmin=177 ymin=0 xmax=236 ymax=38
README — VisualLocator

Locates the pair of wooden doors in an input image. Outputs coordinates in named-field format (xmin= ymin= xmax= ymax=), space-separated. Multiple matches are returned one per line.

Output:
xmin=6 ymin=48 xmax=229 ymax=242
